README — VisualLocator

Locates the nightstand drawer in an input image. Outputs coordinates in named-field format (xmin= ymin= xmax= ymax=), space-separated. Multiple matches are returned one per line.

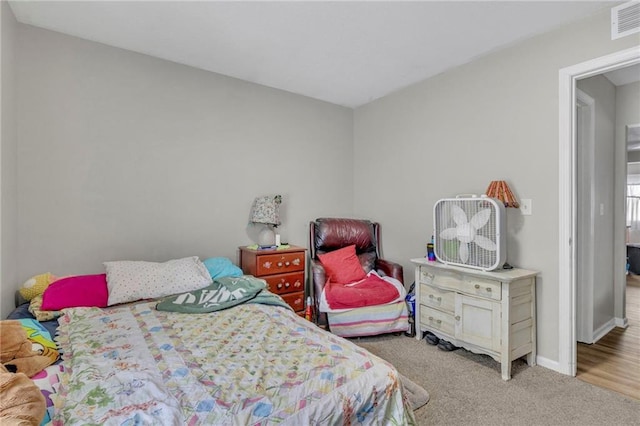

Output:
xmin=239 ymin=245 xmax=307 ymax=315
xmin=256 ymin=252 xmax=305 ymax=275
xmin=281 ymin=291 xmax=305 ymax=312
xmin=262 ymin=272 xmax=304 ymax=295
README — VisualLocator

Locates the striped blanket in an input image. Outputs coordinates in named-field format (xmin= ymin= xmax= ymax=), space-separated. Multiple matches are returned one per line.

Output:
xmin=327 ymin=301 xmax=409 ymax=337
xmin=319 ymin=271 xmax=409 ymax=337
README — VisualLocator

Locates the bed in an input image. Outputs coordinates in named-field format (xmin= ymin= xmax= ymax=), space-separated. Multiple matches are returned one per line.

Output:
xmin=5 ymin=263 xmax=416 ymax=425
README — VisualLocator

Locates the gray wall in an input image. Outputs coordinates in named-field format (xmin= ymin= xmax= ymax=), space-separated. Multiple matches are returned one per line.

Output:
xmin=577 ymin=74 xmax=615 ymax=337
xmin=618 ymin=82 xmax=640 ymax=148
xmin=3 ymin=4 xmax=640 ymax=369
xmin=1 ymin=1 xmax=19 ymax=318
xmin=353 ymin=9 xmax=639 ymax=363
xmin=14 ymin=24 xmax=354 ymax=283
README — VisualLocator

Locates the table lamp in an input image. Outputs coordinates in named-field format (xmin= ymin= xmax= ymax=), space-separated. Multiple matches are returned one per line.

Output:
xmin=249 ymin=194 xmax=282 ymax=247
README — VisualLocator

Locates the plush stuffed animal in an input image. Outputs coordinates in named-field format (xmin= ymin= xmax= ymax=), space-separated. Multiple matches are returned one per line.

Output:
xmin=0 ymin=321 xmax=58 ymax=378
xmin=0 ymin=363 xmax=46 ymax=426
xmin=18 ymin=273 xmax=57 ymax=302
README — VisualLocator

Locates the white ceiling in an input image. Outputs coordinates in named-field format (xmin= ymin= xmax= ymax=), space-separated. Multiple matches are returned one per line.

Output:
xmin=8 ymin=1 xmax=619 ymax=108
xmin=604 ymin=64 xmax=640 ymax=86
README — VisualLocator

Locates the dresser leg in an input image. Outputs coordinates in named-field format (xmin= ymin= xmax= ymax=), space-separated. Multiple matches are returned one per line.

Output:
xmin=501 ymin=359 xmax=512 ymax=381
xmin=526 ymin=351 xmax=536 ymax=366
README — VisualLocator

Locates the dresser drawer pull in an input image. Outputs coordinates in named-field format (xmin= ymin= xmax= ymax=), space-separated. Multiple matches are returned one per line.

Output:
xmin=294 ymin=280 xmax=301 ymax=288
xmin=455 ymin=315 xmax=461 ymax=321
xmin=285 ymin=282 xmax=290 ymax=288
xmin=285 ymin=261 xmax=290 ymax=266
xmin=428 ymin=316 xmax=434 ymax=321
xmin=474 ymin=284 xmax=480 ymax=289
xmin=277 ymin=262 xmax=283 ymax=267
xmin=277 ymin=283 xmax=283 ymax=289
xmin=436 ymin=319 xmax=442 ymax=324
xmin=486 ymin=287 xmax=492 ymax=292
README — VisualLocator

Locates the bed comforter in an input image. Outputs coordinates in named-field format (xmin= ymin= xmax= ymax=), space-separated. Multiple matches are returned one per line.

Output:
xmin=53 ymin=301 xmax=414 ymax=425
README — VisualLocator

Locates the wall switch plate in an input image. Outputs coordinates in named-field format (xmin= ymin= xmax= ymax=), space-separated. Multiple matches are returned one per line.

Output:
xmin=521 ymin=199 xmax=532 ymax=215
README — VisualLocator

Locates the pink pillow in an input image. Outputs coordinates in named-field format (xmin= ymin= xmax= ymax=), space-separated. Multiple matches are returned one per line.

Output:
xmin=41 ymin=274 xmax=108 ymax=310
xmin=318 ymin=245 xmax=367 ymax=284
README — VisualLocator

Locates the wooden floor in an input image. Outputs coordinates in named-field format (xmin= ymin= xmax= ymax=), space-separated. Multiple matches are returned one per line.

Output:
xmin=576 ymin=276 xmax=640 ymax=400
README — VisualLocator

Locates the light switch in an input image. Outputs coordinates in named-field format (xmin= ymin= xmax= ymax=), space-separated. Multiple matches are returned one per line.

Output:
xmin=521 ymin=199 xmax=532 ymax=216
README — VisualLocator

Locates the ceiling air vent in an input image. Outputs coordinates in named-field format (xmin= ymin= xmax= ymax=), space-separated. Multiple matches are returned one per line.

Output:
xmin=612 ymin=1 xmax=640 ymax=40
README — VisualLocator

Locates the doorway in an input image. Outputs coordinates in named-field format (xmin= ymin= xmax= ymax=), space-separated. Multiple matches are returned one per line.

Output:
xmin=573 ymin=69 xmax=640 ymax=399
xmin=558 ymin=46 xmax=640 ymax=378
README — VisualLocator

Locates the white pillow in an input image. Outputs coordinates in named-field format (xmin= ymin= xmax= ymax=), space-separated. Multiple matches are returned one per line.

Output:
xmin=105 ymin=256 xmax=212 ymax=306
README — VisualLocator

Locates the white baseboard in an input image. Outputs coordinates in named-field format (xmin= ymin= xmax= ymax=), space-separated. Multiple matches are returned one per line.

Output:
xmin=535 ymin=355 xmax=563 ymax=374
xmin=615 ymin=317 xmax=628 ymax=328
xmin=592 ymin=319 xmax=616 ymax=343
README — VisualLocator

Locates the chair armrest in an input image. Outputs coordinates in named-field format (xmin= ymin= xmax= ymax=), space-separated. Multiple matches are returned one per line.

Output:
xmin=375 ymin=258 xmax=404 ymax=284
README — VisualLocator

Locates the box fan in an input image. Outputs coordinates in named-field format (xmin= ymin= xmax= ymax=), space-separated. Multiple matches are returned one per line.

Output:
xmin=434 ymin=196 xmax=506 ymax=271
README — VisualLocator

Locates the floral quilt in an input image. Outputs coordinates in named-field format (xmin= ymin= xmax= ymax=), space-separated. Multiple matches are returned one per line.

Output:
xmin=53 ymin=301 xmax=415 ymax=425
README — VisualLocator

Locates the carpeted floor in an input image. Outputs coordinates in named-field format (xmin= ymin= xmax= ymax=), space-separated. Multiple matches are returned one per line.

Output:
xmin=354 ymin=334 xmax=640 ymax=425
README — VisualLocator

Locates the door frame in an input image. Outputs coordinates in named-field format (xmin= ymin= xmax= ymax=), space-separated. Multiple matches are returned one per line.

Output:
xmin=575 ymin=88 xmax=596 ymax=344
xmin=558 ymin=46 xmax=640 ymax=376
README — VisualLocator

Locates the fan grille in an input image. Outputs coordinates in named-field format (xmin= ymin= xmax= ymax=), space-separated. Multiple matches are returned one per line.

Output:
xmin=434 ymin=197 xmax=505 ymax=271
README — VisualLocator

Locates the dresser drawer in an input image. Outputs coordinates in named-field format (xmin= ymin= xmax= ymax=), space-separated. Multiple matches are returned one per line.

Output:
xmin=419 ymin=284 xmax=455 ymax=314
xmin=420 ymin=267 xmax=460 ymax=288
xmin=281 ymin=291 xmax=305 ymax=312
xmin=420 ymin=306 xmax=455 ymax=336
xmin=263 ymin=272 xmax=304 ymax=295
xmin=256 ymin=252 xmax=305 ymax=275
xmin=420 ymin=266 xmax=501 ymax=301
xmin=461 ymin=275 xmax=501 ymax=301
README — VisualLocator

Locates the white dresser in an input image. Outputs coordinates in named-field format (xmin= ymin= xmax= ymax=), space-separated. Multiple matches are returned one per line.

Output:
xmin=411 ymin=258 xmax=538 ymax=380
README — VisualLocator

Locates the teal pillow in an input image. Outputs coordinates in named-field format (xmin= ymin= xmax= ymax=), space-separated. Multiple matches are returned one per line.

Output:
xmin=203 ymin=257 xmax=243 ymax=279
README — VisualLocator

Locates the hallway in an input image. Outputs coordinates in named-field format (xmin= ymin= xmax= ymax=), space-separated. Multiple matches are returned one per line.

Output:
xmin=577 ymin=275 xmax=640 ymax=400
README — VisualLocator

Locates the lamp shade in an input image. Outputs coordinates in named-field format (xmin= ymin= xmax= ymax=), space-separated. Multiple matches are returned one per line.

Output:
xmin=250 ymin=195 xmax=282 ymax=226
xmin=485 ymin=181 xmax=519 ymax=208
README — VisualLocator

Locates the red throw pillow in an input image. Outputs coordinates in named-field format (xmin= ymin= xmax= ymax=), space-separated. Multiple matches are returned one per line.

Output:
xmin=41 ymin=274 xmax=108 ymax=310
xmin=318 ymin=245 xmax=367 ymax=284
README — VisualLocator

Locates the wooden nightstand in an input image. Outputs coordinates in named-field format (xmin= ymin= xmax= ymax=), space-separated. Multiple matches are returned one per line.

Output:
xmin=238 ymin=245 xmax=307 ymax=315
